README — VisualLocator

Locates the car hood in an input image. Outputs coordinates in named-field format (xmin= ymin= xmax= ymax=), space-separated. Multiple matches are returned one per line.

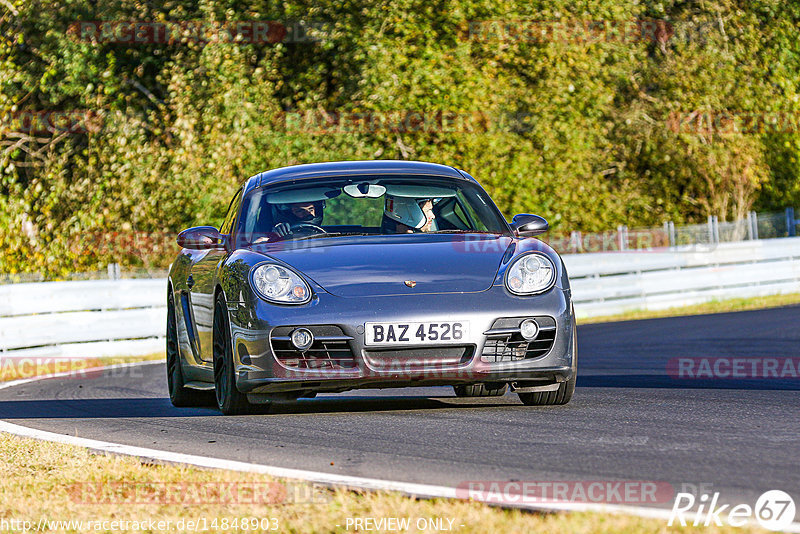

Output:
xmin=250 ymin=234 xmax=513 ymax=298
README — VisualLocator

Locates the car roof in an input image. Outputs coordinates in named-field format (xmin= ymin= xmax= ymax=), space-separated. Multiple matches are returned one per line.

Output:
xmin=243 ymin=160 xmax=474 ymax=193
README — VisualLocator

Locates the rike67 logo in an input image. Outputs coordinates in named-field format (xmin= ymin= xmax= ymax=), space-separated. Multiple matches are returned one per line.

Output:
xmin=669 ymin=490 xmax=796 ymax=531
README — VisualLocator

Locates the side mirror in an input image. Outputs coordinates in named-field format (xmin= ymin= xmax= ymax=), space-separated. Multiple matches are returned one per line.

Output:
xmin=177 ymin=226 xmax=226 ymax=250
xmin=510 ymin=214 xmax=549 ymax=237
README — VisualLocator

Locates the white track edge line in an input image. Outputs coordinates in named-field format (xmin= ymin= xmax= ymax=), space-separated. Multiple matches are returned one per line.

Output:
xmin=1 ymin=361 xmax=798 ymax=532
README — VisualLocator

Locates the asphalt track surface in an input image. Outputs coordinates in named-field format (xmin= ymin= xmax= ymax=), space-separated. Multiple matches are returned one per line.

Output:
xmin=2 ymin=305 xmax=799 ymax=517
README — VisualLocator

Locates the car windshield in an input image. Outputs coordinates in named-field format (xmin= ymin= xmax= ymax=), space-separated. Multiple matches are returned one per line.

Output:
xmin=236 ymin=175 xmax=510 ymax=245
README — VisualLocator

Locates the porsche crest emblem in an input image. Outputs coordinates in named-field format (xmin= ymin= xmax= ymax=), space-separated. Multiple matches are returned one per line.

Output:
xmin=404 ymin=280 xmax=417 ymax=288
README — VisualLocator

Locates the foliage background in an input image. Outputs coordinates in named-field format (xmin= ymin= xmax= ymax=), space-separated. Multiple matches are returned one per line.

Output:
xmin=1 ymin=0 xmax=799 ymax=275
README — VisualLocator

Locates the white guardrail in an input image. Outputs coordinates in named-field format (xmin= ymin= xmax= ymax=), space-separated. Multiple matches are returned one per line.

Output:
xmin=0 ymin=279 xmax=166 ymax=359
xmin=567 ymin=236 xmax=800 ymax=318
xmin=1 ymin=237 xmax=800 ymax=359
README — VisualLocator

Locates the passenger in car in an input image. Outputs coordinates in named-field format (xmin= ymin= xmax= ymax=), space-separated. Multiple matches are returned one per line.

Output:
xmin=383 ymin=196 xmax=436 ymax=233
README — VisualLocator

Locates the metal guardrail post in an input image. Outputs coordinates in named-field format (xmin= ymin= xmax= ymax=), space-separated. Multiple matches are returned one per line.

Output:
xmin=752 ymin=211 xmax=759 ymax=240
xmin=747 ymin=211 xmax=757 ymax=240
xmin=570 ymin=231 xmax=582 ymax=254
xmin=707 ymin=215 xmax=714 ymax=244
xmin=663 ymin=221 xmax=670 ymax=247
xmin=668 ymin=221 xmax=676 ymax=248
xmin=107 ymin=263 xmax=121 ymax=280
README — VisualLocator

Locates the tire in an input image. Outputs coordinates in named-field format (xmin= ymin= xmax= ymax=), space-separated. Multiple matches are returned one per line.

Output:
xmin=453 ymin=383 xmax=508 ymax=397
xmin=213 ymin=292 xmax=254 ymax=415
xmin=166 ymin=290 xmax=213 ymax=407
xmin=518 ymin=314 xmax=577 ymax=406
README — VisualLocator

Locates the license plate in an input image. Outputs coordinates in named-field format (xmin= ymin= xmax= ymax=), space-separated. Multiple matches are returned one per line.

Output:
xmin=364 ymin=321 xmax=469 ymax=346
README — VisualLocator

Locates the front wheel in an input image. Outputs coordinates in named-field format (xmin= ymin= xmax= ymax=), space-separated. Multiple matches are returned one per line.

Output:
xmin=518 ymin=314 xmax=577 ymax=406
xmin=213 ymin=292 xmax=254 ymax=415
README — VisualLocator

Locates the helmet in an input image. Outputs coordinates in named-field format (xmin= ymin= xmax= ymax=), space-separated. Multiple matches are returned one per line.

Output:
xmin=384 ymin=195 xmax=428 ymax=230
xmin=275 ymin=200 xmax=325 ymax=226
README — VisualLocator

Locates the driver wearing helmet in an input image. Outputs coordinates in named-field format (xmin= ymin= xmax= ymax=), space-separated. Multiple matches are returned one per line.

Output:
xmin=383 ymin=195 xmax=436 ymax=233
xmin=272 ymin=200 xmax=325 ymax=237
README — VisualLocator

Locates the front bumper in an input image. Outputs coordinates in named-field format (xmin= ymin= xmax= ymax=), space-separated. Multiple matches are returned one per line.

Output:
xmin=229 ymin=285 xmax=574 ymax=395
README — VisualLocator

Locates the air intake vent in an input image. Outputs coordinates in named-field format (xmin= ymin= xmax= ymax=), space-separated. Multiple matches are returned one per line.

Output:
xmin=270 ymin=325 xmax=357 ymax=370
xmin=481 ymin=316 xmax=557 ymax=363
xmin=364 ymin=346 xmax=474 ymax=370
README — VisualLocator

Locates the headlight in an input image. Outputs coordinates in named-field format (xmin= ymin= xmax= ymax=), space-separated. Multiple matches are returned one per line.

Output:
xmin=504 ymin=253 xmax=556 ymax=295
xmin=251 ymin=263 xmax=312 ymax=304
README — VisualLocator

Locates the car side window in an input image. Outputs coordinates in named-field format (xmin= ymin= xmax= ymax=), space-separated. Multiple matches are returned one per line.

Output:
xmin=455 ymin=190 xmax=489 ymax=231
xmin=236 ymin=190 xmax=272 ymax=246
xmin=219 ymin=189 xmax=242 ymax=235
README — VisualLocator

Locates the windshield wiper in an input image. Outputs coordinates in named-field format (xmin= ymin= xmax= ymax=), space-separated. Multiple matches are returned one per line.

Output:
xmin=292 ymin=232 xmax=368 ymax=241
xmin=251 ymin=233 xmax=349 ymax=245
xmin=431 ymin=230 xmax=489 ymax=234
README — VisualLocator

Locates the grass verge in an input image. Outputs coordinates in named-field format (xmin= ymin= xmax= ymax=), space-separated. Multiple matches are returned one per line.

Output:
xmin=0 ymin=434 xmax=768 ymax=534
xmin=578 ymin=292 xmax=800 ymax=325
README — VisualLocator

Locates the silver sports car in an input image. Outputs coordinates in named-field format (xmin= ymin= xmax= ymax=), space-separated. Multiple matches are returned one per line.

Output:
xmin=167 ymin=160 xmax=576 ymax=414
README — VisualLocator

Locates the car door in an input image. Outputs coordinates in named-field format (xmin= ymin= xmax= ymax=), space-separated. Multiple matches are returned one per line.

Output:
xmin=188 ymin=189 xmax=242 ymax=363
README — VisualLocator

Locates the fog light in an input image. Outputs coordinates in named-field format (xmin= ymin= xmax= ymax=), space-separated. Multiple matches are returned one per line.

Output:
xmin=291 ymin=328 xmax=314 ymax=351
xmin=519 ymin=319 xmax=539 ymax=340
